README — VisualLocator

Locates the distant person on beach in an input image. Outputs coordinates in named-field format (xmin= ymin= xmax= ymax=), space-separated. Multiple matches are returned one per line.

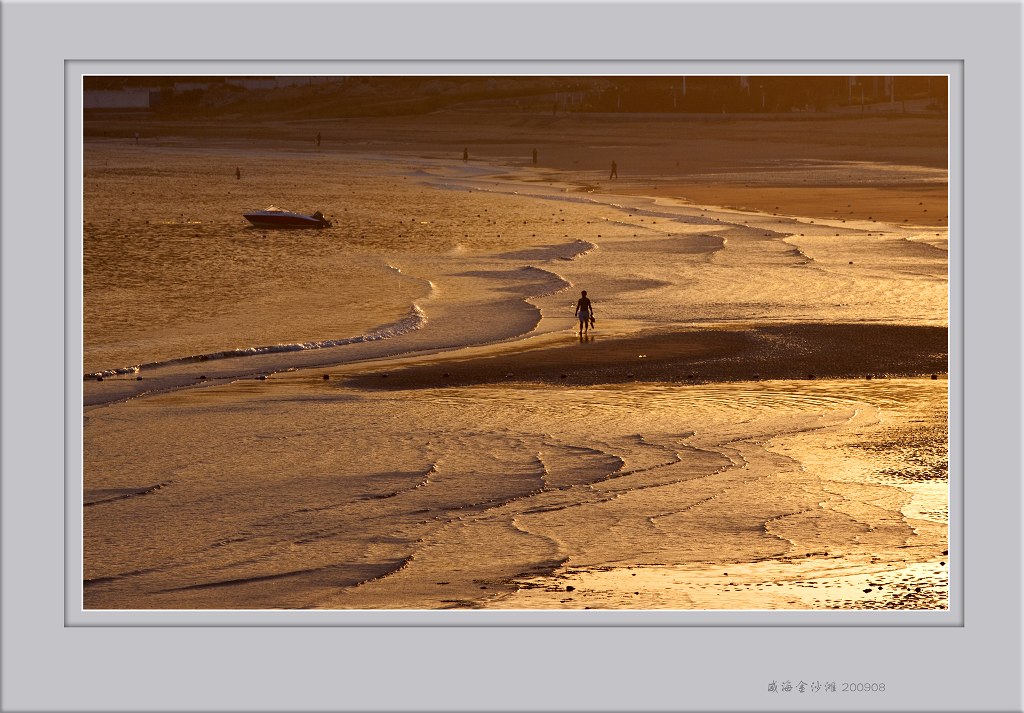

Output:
xmin=463 ymin=147 xmax=469 ymax=162
xmin=235 ymin=167 xmax=241 ymax=180
xmin=575 ymin=290 xmax=594 ymax=335
xmin=315 ymin=131 xmax=321 ymax=147
xmin=609 ymin=160 xmax=618 ymax=179
xmin=134 ymin=132 xmax=139 ymax=145
xmin=532 ymin=148 xmax=538 ymax=165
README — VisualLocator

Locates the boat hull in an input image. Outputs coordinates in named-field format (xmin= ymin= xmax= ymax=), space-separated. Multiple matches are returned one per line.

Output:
xmin=243 ymin=210 xmax=331 ymax=229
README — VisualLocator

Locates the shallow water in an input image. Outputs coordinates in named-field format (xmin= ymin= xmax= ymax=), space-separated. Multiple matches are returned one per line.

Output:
xmin=83 ymin=141 xmax=946 ymax=380
xmin=81 ymin=140 xmax=948 ymax=610
xmin=83 ymin=376 xmax=947 ymax=609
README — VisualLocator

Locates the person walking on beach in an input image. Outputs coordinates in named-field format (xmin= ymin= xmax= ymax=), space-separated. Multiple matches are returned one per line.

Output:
xmin=575 ymin=290 xmax=594 ymax=335
xmin=609 ymin=160 xmax=618 ymax=179
xmin=235 ymin=167 xmax=241 ymax=180
xmin=315 ymin=131 xmax=321 ymax=148
xmin=463 ymin=147 xmax=469 ymax=163
xmin=532 ymin=148 xmax=538 ymax=165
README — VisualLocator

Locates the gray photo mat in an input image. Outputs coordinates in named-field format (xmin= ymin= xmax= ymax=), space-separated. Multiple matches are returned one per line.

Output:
xmin=1 ymin=2 xmax=1019 ymax=712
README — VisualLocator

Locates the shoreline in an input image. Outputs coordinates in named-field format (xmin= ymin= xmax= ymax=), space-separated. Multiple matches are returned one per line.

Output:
xmin=86 ymin=109 xmax=948 ymax=233
xmin=606 ymin=182 xmax=947 ymax=228
xmin=82 ymin=135 xmax=949 ymax=407
xmin=487 ymin=556 xmax=949 ymax=610
xmin=343 ymin=322 xmax=948 ymax=390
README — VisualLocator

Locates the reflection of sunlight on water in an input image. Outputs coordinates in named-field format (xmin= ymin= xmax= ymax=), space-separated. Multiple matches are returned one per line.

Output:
xmin=84 ymin=372 xmax=947 ymax=609
xmin=456 ymin=378 xmax=947 ymax=611
xmin=493 ymin=558 xmax=949 ymax=610
xmin=428 ymin=380 xmax=913 ymax=422
xmin=899 ymin=482 xmax=949 ymax=525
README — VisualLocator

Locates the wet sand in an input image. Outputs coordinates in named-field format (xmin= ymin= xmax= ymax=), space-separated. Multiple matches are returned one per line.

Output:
xmin=494 ymin=558 xmax=949 ymax=610
xmin=344 ymin=323 xmax=947 ymax=390
xmin=90 ymin=109 xmax=948 ymax=228
xmin=613 ymin=184 xmax=948 ymax=227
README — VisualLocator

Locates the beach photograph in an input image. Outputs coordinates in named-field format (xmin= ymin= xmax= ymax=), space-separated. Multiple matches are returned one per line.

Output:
xmin=82 ymin=75 xmax=949 ymax=611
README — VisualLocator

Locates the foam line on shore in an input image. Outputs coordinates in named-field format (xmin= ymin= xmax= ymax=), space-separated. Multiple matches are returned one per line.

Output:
xmin=84 ymin=480 xmax=172 ymax=507
xmin=496 ymin=238 xmax=595 ymax=262
xmin=419 ymin=167 xmax=768 ymax=229
xmin=84 ymin=304 xmax=428 ymax=380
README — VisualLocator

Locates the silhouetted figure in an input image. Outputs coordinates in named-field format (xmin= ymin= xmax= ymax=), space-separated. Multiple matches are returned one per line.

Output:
xmin=532 ymin=148 xmax=538 ymax=165
xmin=575 ymin=290 xmax=594 ymax=335
xmin=609 ymin=160 xmax=618 ymax=179
xmin=315 ymin=132 xmax=321 ymax=147
xmin=235 ymin=167 xmax=241 ymax=180
xmin=463 ymin=147 xmax=469 ymax=163
xmin=134 ymin=132 xmax=139 ymax=145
